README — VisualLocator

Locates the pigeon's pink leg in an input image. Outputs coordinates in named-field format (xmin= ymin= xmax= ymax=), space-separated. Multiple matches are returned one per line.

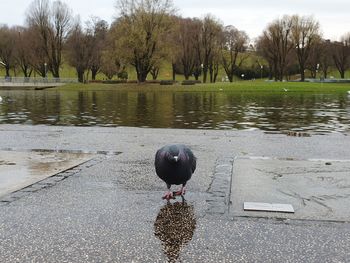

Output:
xmin=175 ymin=185 xmax=186 ymax=196
xmin=162 ymin=190 xmax=174 ymax=200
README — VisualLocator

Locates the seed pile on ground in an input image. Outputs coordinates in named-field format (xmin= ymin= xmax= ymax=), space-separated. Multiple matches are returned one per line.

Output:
xmin=154 ymin=202 xmax=196 ymax=262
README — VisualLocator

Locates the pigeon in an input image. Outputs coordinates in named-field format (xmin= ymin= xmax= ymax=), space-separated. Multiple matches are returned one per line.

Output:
xmin=155 ymin=144 xmax=196 ymax=200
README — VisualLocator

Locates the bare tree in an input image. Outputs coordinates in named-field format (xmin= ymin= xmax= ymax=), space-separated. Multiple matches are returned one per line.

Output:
xmin=221 ymin=25 xmax=249 ymax=82
xmin=201 ymin=15 xmax=222 ymax=83
xmin=208 ymin=41 xmax=221 ymax=83
xmin=258 ymin=16 xmax=294 ymax=81
xmin=191 ymin=18 xmax=203 ymax=81
xmin=175 ymin=18 xmax=201 ymax=80
xmin=25 ymin=25 xmax=49 ymax=77
xmin=306 ymin=41 xmax=321 ymax=78
xmin=26 ymin=0 xmax=72 ymax=78
xmin=13 ymin=26 xmax=34 ymax=77
xmin=306 ymin=38 xmax=333 ymax=79
xmin=332 ymin=33 xmax=350 ymax=79
xmin=319 ymin=40 xmax=333 ymax=79
xmin=291 ymin=15 xmax=321 ymax=81
xmin=256 ymin=34 xmax=276 ymax=80
xmin=66 ymin=20 xmax=94 ymax=82
xmin=86 ymin=17 xmax=109 ymax=80
xmin=100 ymin=51 xmax=121 ymax=80
xmin=0 ymin=25 xmax=16 ymax=77
xmin=99 ymin=30 xmax=122 ymax=80
xmin=113 ymin=0 xmax=175 ymax=83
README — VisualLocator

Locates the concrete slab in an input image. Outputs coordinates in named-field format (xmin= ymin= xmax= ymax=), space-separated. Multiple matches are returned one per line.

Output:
xmin=231 ymin=158 xmax=350 ymax=221
xmin=0 ymin=151 xmax=93 ymax=197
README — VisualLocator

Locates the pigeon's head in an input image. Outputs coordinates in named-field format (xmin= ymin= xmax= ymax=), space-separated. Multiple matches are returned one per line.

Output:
xmin=167 ymin=145 xmax=181 ymax=163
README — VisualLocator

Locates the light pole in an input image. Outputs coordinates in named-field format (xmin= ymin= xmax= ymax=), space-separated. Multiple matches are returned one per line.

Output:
xmin=44 ymin=63 xmax=47 ymax=78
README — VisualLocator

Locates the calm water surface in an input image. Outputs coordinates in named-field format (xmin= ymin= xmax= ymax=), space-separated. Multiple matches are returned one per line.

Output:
xmin=0 ymin=89 xmax=349 ymax=134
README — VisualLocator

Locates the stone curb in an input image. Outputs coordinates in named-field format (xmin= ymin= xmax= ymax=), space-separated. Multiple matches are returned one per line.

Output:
xmin=206 ymin=156 xmax=234 ymax=215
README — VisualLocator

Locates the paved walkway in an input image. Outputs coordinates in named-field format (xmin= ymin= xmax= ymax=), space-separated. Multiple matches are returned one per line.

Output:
xmin=0 ymin=125 xmax=349 ymax=262
xmin=0 ymin=82 xmax=65 ymax=89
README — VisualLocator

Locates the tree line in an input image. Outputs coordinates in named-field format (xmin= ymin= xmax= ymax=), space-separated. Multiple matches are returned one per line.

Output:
xmin=0 ymin=0 xmax=349 ymax=83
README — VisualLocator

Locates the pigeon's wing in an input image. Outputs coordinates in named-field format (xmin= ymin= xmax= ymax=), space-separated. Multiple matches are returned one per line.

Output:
xmin=190 ymin=155 xmax=196 ymax=173
xmin=154 ymin=148 xmax=164 ymax=174
xmin=184 ymin=147 xmax=196 ymax=173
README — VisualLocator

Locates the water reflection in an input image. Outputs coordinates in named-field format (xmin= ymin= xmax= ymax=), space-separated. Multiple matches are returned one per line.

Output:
xmin=154 ymin=201 xmax=196 ymax=263
xmin=0 ymin=89 xmax=349 ymax=134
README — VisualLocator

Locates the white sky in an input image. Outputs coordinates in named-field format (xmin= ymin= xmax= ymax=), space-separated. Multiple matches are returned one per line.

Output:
xmin=0 ymin=0 xmax=349 ymax=41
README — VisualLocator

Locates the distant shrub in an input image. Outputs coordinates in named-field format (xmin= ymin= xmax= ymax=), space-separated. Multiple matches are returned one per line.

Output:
xmin=102 ymin=80 xmax=128 ymax=84
xmin=160 ymin=80 xmax=175 ymax=85
xmin=117 ymin=70 xmax=128 ymax=80
xmin=145 ymin=80 xmax=161 ymax=84
xmin=181 ymin=80 xmax=197 ymax=85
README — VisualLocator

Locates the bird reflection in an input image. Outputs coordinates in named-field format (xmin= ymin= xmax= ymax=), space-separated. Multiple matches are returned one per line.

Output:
xmin=154 ymin=201 xmax=196 ymax=263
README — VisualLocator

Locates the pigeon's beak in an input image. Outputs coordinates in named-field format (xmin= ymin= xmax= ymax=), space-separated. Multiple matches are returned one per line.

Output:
xmin=174 ymin=156 xmax=179 ymax=162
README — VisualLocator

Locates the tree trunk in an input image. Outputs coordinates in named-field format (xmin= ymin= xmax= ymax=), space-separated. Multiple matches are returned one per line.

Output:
xmin=323 ymin=70 xmax=327 ymax=79
xmin=77 ymin=69 xmax=84 ymax=83
xmin=193 ymin=65 xmax=201 ymax=80
xmin=137 ymin=70 xmax=148 ymax=83
xmin=300 ymin=67 xmax=305 ymax=82
xmin=228 ymin=74 xmax=233 ymax=82
xmin=202 ymin=66 xmax=208 ymax=83
xmin=172 ymin=63 xmax=176 ymax=81
xmin=183 ymin=65 xmax=191 ymax=80
xmin=5 ymin=66 xmax=10 ymax=77
xmin=213 ymin=63 xmax=219 ymax=83
xmin=310 ymin=70 xmax=316 ymax=79
xmin=91 ymin=68 xmax=98 ymax=80
xmin=209 ymin=64 xmax=213 ymax=83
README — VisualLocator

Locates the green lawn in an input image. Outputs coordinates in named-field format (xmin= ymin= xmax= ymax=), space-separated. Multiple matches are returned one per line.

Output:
xmin=0 ymin=61 xmax=350 ymax=87
xmin=56 ymin=80 xmax=350 ymax=93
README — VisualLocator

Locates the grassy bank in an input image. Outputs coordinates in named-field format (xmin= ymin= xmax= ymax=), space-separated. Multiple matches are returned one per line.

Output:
xmin=56 ymin=80 xmax=350 ymax=93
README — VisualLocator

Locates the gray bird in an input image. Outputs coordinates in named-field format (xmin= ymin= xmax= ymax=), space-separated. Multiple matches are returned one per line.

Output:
xmin=155 ymin=144 xmax=196 ymax=200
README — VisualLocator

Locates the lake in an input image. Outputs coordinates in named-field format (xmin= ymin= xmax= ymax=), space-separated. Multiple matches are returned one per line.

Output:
xmin=0 ymin=89 xmax=349 ymax=135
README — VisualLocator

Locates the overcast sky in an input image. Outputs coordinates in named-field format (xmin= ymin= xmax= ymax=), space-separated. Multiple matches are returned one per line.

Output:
xmin=0 ymin=0 xmax=349 ymax=41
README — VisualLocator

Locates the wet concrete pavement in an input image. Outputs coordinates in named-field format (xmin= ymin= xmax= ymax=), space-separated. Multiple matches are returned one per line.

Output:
xmin=231 ymin=158 xmax=350 ymax=221
xmin=0 ymin=125 xmax=350 ymax=262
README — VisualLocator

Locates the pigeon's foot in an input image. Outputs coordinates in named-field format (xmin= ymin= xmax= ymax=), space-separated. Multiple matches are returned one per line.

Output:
xmin=162 ymin=191 xmax=175 ymax=200
xmin=174 ymin=186 xmax=186 ymax=196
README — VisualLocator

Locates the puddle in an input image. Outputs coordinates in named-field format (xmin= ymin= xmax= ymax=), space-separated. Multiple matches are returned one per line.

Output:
xmin=0 ymin=151 xmax=94 ymax=197
xmin=0 ymin=148 xmax=121 ymax=156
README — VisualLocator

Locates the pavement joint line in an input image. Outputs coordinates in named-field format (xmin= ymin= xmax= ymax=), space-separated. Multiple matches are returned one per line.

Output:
xmin=206 ymin=156 xmax=234 ymax=216
xmin=0 ymin=155 xmax=109 ymax=205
